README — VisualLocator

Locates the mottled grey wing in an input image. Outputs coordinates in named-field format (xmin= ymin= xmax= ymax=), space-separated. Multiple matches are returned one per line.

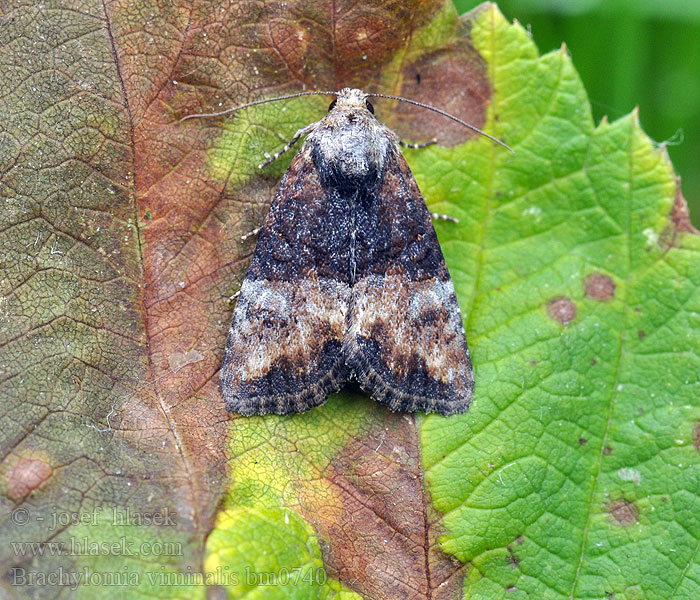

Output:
xmin=220 ymin=145 xmax=351 ymax=415
xmin=342 ymin=150 xmax=474 ymax=415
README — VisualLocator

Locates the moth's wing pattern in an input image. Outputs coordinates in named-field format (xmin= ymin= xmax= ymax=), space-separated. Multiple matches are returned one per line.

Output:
xmin=343 ymin=150 xmax=474 ymax=415
xmin=220 ymin=146 xmax=351 ymax=415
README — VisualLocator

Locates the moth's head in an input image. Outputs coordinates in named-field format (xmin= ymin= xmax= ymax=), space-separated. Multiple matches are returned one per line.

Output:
xmin=311 ymin=88 xmax=391 ymax=189
xmin=327 ymin=88 xmax=375 ymax=118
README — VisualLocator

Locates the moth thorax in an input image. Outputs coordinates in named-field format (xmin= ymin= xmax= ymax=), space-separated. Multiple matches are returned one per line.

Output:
xmin=311 ymin=114 xmax=391 ymax=189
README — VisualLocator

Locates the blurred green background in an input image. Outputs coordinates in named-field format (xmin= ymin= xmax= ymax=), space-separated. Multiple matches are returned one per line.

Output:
xmin=454 ymin=0 xmax=700 ymax=226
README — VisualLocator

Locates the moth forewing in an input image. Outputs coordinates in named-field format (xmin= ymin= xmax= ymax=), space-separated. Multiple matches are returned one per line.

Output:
xmin=208 ymin=88 xmax=502 ymax=415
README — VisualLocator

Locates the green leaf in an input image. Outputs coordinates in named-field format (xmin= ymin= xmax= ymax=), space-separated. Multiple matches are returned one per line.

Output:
xmin=418 ymin=6 xmax=700 ymax=600
xmin=2 ymin=1 xmax=698 ymax=599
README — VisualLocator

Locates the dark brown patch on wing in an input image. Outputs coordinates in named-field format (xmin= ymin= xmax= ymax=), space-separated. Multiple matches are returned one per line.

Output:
xmin=353 ymin=153 xmax=449 ymax=281
xmin=344 ymin=151 xmax=473 ymax=415
xmin=220 ymin=147 xmax=351 ymax=415
xmin=246 ymin=148 xmax=353 ymax=283
xmin=222 ymin=278 xmax=350 ymax=414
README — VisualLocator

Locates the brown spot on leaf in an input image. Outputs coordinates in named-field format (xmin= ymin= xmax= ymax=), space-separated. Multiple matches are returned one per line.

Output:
xmin=603 ymin=446 xmax=612 ymax=455
xmin=608 ymin=499 xmax=639 ymax=526
xmin=387 ymin=44 xmax=491 ymax=147
xmin=334 ymin=1 xmax=437 ymax=86
xmin=547 ymin=297 xmax=576 ymax=325
xmin=579 ymin=437 xmax=588 ymax=446
xmin=507 ymin=546 xmax=520 ymax=568
xmin=4 ymin=455 xmax=53 ymax=501
xmin=660 ymin=179 xmax=699 ymax=249
xmin=638 ymin=330 xmax=646 ymax=339
xmin=670 ymin=180 xmax=698 ymax=234
xmin=591 ymin=359 xmax=597 ymax=366
xmin=585 ymin=273 xmax=615 ymax=301
xmin=516 ymin=535 xmax=524 ymax=545
xmin=315 ymin=409 xmax=466 ymax=600
xmin=693 ymin=421 xmax=700 ymax=451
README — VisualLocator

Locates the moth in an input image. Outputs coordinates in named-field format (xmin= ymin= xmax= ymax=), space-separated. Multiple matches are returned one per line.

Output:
xmin=182 ymin=88 xmax=510 ymax=415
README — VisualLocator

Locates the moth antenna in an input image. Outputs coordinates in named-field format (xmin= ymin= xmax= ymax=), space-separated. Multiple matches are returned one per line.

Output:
xmin=179 ymin=90 xmax=338 ymax=122
xmin=368 ymin=93 xmax=513 ymax=152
